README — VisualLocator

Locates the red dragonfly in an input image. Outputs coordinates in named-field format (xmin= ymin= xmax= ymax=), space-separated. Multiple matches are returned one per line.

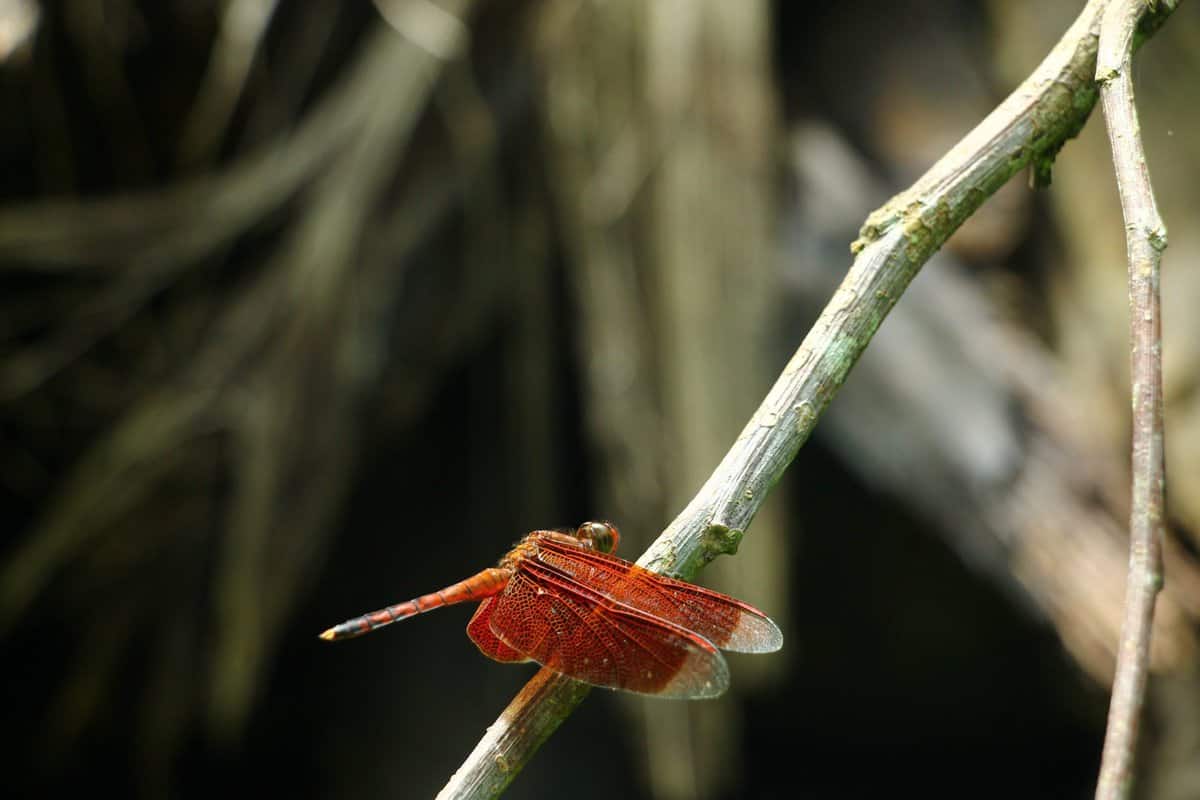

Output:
xmin=320 ymin=521 xmax=782 ymax=698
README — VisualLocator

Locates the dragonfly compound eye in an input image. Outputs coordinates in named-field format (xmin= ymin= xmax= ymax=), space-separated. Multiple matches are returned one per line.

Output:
xmin=579 ymin=521 xmax=619 ymax=554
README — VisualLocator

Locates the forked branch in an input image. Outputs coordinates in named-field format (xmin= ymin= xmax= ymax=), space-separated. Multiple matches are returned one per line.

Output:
xmin=437 ymin=1 xmax=1178 ymax=797
xmin=1094 ymin=1 xmax=1176 ymax=798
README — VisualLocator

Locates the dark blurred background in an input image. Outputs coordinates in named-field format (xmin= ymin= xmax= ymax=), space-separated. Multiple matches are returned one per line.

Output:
xmin=3 ymin=1 xmax=1200 ymax=798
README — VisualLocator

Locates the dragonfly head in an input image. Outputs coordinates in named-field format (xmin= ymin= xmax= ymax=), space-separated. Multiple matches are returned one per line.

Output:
xmin=576 ymin=521 xmax=620 ymax=554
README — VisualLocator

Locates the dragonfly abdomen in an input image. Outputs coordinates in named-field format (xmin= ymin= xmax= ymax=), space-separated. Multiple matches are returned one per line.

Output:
xmin=319 ymin=567 xmax=511 ymax=641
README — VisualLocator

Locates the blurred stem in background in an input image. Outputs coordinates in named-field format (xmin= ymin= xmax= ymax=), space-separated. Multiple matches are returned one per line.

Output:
xmin=535 ymin=2 xmax=784 ymax=797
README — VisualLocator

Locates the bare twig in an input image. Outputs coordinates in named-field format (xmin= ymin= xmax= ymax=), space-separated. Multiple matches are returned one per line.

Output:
xmin=787 ymin=122 xmax=1200 ymax=685
xmin=436 ymin=2 xmax=1158 ymax=797
xmin=1094 ymin=1 xmax=1175 ymax=798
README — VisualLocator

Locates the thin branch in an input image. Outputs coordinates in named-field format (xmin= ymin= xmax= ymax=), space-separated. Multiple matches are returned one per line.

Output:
xmin=435 ymin=1 xmax=1178 ymax=797
xmin=787 ymin=122 xmax=1199 ymax=685
xmin=1094 ymin=1 xmax=1176 ymax=798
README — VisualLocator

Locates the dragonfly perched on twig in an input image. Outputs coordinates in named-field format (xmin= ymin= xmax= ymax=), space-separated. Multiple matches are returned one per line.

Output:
xmin=320 ymin=521 xmax=782 ymax=698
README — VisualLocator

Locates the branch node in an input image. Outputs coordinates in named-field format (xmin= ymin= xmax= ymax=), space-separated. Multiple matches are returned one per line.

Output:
xmin=1148 ymin=225 xmax=1167 ymax=252
xmin=702 ymin=524 xmax=744 ymax=558
xmin=1147 ymin=571 xmax=1164 ymax=593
